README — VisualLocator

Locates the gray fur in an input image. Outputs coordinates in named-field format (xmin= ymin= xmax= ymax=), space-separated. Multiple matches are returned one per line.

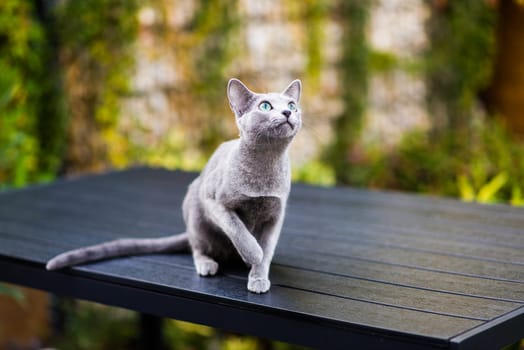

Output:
xmin=45 ymin=234 xmax=190 ymax=270
xmin=46 ymin=78 xmax=302 ymax=293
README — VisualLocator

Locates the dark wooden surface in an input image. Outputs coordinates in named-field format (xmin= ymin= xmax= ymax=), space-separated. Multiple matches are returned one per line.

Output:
xmin=0 ymin=167 xmax=522 ymax=349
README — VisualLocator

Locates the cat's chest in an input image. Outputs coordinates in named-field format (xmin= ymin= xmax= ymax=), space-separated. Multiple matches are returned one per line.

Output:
xmin=237 ymin=177 xmax=289 ymax=198
xmin=232 ymin=196 xmax=282 ymax=230
xmin=231 ymin=164 xmax=290 ymax=198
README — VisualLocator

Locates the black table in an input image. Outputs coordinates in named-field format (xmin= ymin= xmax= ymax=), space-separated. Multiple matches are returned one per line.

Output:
xmin=0 ymin=167 xmax=522 ymax=349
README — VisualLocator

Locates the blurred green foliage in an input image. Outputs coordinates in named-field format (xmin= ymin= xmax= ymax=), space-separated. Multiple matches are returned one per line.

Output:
xmin=0 ymin=0 xmax=63 ymax=188
xmin=303 ymin=0 xmax=329 ymax=87
xmin=0 ymin=0 xmax=138 ymax=187
xmin=425 ymin=0 xmax=497 ymax=134
xmin=138 ymin=128 xmax=208 ymax=171
xmin=55 ymin=0 xmax=139 ymax=170
xmin=384 ymin=1 xmax=524 ymax=205
xmin=371 ymin=119 xmax=524 ymax=205
xmin=3 ymin=0 xmax=521 ymax=208
xmin=325 ymin=1 xmax=370 ymax=184
xmin=191 ymin=0 xmax=239 ymax=154
xmin=320 ymin=0 xmax=524 ymax=206
xmin=52 ymin=302 xmax=138 ymax=350
xmin=51 ymin=301 xmax=309 ymax=350
xmin=293 ymin=160 xmax=335 ymax=186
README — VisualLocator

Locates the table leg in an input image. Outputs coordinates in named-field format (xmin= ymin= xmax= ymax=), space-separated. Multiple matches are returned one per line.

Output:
xmin=139 ymin=313 xmax=165 ymax=350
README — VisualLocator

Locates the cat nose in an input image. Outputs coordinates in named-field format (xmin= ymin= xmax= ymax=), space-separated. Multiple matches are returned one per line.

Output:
xmin=282 ymin=110 xmax=291 ymax=118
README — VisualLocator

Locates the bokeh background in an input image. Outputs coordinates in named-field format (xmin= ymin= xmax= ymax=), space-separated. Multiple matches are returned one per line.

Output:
xmin=1 ymin=0 xmax=523 ymax=349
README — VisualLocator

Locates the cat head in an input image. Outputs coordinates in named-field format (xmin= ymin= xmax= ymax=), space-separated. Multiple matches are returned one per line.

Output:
xmin=227 ymin=78 xmax=302 ymax=144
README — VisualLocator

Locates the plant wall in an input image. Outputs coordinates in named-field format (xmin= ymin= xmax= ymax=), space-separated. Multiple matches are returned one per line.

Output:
xmin=55 ymin=0 xmax=140 ymax=173
xmin=0 ymin=0 xmax=64 ymax=188
xmin=325 ymin=1 xmax=370 ymax=185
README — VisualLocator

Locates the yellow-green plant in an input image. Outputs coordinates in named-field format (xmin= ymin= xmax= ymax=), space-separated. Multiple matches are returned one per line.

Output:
xmin=340 ymin=112 xmax=524 ymax=208
xmin=293 ymin=160 xmax=335 ymax=186
xmin=457 ymin=172 xmax=508 ymax=204
xmin=510 ymin=185 xmax=524 ymax=206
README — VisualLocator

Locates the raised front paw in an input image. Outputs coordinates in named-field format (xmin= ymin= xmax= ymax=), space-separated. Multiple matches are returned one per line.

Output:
xmin=195 ymin=260 xmax=219 ymax=276
xmin=242 ymin=244 xmax=264 ymax=266
xmin=247 ymin=277 xmax=271 ymax=294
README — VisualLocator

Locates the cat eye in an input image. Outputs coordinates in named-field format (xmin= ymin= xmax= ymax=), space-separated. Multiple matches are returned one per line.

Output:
xmin=288 ymin=102 xmax=297 ymax=111
xmin=259 ymin=101 xmax=273 ymax=112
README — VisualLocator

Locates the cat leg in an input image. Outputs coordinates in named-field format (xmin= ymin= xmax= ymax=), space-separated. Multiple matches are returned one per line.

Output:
xmin=202 ymin=198 xmax=263 ymax=266
xmin=192 ymin=249 xmax=219 ymax=276
xmin=184 ymin=193 xmax=220 ymax=277
xmin=247 ymin=214 xmax=284 ymax=293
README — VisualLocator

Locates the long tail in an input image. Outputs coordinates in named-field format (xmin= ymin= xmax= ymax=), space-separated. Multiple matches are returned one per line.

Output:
xmin=46 ymin=233 xmax=190 ymax=270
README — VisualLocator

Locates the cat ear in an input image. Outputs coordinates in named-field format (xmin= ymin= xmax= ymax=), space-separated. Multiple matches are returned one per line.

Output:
xmin=282 ymin=79 xmax=301 ymax=102
xmin=228 ymin=78 xmax=255 ymax=117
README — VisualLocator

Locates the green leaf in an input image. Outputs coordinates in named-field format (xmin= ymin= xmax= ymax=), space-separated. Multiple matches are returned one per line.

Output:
xmin=477 ymin=172 xmax=508 ymax=203
xmin=510 ymin=185 xmax=524 ymax=206
xmin=457 ymin=175 xmax=475 ymax=202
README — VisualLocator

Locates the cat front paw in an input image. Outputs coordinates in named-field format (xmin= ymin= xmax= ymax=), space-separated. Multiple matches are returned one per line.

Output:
xmin=195 ymin=260 xmax=219 ymax=276
xmin=242 ymin=244 xmax=264 ymax=266
xmin=247 ymin=277 xmax=271 ymax=294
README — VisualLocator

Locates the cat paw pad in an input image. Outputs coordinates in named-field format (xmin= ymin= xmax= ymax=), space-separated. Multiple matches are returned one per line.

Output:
xmin=196 ymin=260 xmax=219 ymax=276
xmin=247 ymin=278 xmax=271 ymax=293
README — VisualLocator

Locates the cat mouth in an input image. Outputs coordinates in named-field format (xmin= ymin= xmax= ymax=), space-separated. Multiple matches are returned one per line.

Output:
xmin=277 ymin=121 xmax=295 ymax=130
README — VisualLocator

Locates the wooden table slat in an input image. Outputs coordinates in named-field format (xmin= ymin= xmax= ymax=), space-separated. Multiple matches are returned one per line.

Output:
xmin=274 ymin=252 xmax=524 ymax=303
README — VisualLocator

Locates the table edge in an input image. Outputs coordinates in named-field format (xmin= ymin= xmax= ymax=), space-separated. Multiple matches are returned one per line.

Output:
xmin=450 ymin=306 xmax=524 ymax=350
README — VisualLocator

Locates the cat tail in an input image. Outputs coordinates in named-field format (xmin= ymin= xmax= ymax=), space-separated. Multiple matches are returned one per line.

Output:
xmin=46 ymin=232 xmax=190 ymax=270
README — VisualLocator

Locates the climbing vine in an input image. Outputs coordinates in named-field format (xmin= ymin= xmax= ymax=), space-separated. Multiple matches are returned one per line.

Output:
xmin=55 ymin=0 xmax=140 ymax=172
xmin=337 ymin=0 xmax=524 ymax=204
xmin=0 ymin=0 xmax=140 ymax=186
xmin=425 ymin=0 xmax=497 ymax=135
xmin=325 ymin=1 xmax=370 ymax=185
xmin=0 ymin=0 xmax=64 ymax=188
xmin=303 ymin=0 xmax=328 ymax=87
xmin=190 ymin=0 xmax=239 ymax=154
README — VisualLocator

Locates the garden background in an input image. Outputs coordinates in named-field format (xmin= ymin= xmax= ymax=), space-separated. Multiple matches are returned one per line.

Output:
xmin=1 ymin=0 xmax=523 ymax=349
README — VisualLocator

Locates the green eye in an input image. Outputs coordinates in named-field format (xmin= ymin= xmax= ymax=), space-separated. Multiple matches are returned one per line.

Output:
xmin=259 ymin=101 xmax=272 ymax=112
xmin=288 ymin=102 xmax=297 ymax=111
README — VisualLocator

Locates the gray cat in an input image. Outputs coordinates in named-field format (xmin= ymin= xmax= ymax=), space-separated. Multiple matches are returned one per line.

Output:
xmin=46 ymin=78 xmax=302 ymax=293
